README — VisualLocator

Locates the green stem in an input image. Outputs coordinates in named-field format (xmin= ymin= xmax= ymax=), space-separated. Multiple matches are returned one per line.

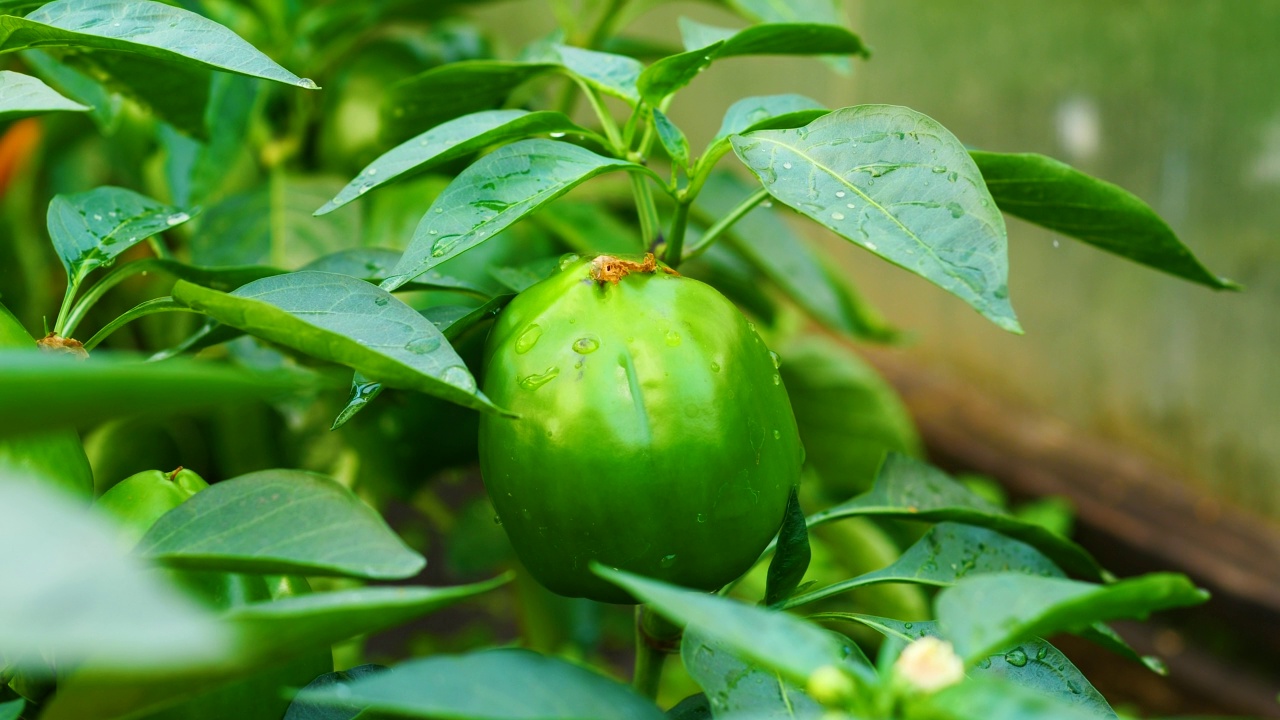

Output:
xmin=631 ymin=606 xmax=681 ymax=700
xmin=62 ymin=258 xmax=166 ymax=338
xmin=575 ymin=80 xmax=624 ymax=151
xmin=584 ymin=0 xmax=627 ymax=49
xmin=682 ymin=187 xmax=769 ymax=261
xmin=630 ymin=173 xmax=661 ymax=248
xmin=82 ymin=297 xmax=197 ymax=351
xmin=664 ymin=198 xmax=691 ymax=268
xmin=51 ymin=280 xmax=78 ymax=336
xmin=777 ymin=576 xmax=891 ymax=611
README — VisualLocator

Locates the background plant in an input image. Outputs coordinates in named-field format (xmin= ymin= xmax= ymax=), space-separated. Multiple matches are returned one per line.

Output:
xmin=0 ymin=1 xmax=1240 ymax=719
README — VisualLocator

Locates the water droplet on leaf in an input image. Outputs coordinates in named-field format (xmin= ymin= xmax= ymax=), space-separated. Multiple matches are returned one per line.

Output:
xmin=515 ymin=324 xmax=542 ymax=354
xmin=519 ymin=366 xmax=560 ymax=390
xmin=572 ymin=336 xmax=599 ymax=354
xmin=1004 ymin=648 xmax=1028 ymax=667
xmin=442 ymin=365 xmax=476 ymax=391
xmin=405 ymin=336 xmax=440 ymax=354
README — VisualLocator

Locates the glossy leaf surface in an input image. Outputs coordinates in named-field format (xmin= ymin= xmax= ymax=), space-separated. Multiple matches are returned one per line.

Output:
xmin=732 ymin=105 xmax=1021 ymax=333
xmin=282 ymin=664 xmax=388 ymax=720
xmin=555 ymin=45 xmax=642 ymax=104
xmin=0 ymin=69 xmax=87 ymax=120
xmin=682 ymin=629 xmax=822 ymax=719
xmin=809 ymin=454 xmax=1103 ymax=581
xmin=138 ymin=469 xmax=425 ymax=579
xmin=382 ymin=61 xmax=557 ymax=142
xmin=318 ymin=110 xmax=589 ymax=215
xmin=171 ymin=272 xmax=503 ymax=414
xmin=765 ymin=488 xmax=811 ymax=606
xmin=296 ymin=648 xmax=664 ymax=720
xmin=971 ymin=150 xmax=1237 ymax=290
xmin=384 ymin=139 xmax=638 ymax=290
xmin=912 ymin=677 xmax=1104 ymax=720
xmin=47 ymin=186 xmax=192 ymax=287
xmin=713 ymin=94 xmax=828 ymax=144
xmin=936 ymin=572 xmax=1209 ymax=661
xmin=6 ymin=0 xmax=312 ymax=88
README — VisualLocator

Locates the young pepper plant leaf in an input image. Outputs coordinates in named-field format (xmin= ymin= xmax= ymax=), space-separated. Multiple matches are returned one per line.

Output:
xmin=2 ymin=0 xmax=314 ymax=89
xmin=282 ymin=664 xmax=389 ymax=720
xmin=47 ymin=186 xmax=193 ymax=291
xmin=381 ymin=60 xmax=559 ymax=143
xmin=682 ymin=629 xmax=825 ymax=719
xmin=825 ymin=616 xmax=1115 ymax=719
xmin=554 ymin=44 xmax=643 ymax=105
xmin=21 ymin=48 xmax=124 ymax=131
xmin=382 ymin=139 xmax=645 ymax=291
xmin=652 ymin=107 xmax=691 ymax=168
xmin=317 ymin=109 xmax=592 ymax=216
xmin=805 ymin=454 xmax=1105 ymax=581
xmin=300 ymin=248 xmax=491 ymax=298
xmin=0 ymin=699 xmax=22 ymax=720
xmin=295 ymin=648 xmax=665 ymax=720
xmin=731 ymin=105 xmax=1022 ymax=334
xmin=936 ymin=572 xmax=1210 ymax=662
xmin=765 ymin=487 xmax=811 ymax=606
xmin=0 ymin=69 xmax=88 ymax=120
xmin=594 ymin=566 xmax=851 ymax=688
xmin=136 ymin=469 xmax=426 ymax=580
xmin=970 ymin=150 xmax=1239 ymax=291
xmin=713 ymin=94 xmax=829 ymax=144
xmin=910 ymin=676 xmax=1106 ymax=720
xmin=170 ymin=272 xmax=508 ymax=416
xmin=639 ymin=20 xmax=867 ymax=104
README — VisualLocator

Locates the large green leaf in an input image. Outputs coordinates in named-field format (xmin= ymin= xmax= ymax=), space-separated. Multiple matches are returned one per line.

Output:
xmin=191 ymin=175 xmax=358 ymax=268
xmin=317 ymin=109 xmax=591 ymax=216
xmin=161 ymin=72 xmax=258 ymax=204
xmin=282 ymin=664 xmax=388 ymax=720
xmin=0 ymin=479 xmax=230 ymax=672
xmin=171 ymin=272 xmax=505 ymax=415
xmin=60 ymin=48 xmax=211 ymax=137
xmin=682 ymin=629 xmax=823 ymax=719
xmin=382 ymin=61 xmax=557 ymax=143
xmin=301 ymin=248 xmax=490 ymax=297
xmin=383 ymin=139 xmax=641 ymax=290
xmin=0 ymin=69 xmax=87 ymax=120
xmin=694 ymin=172 xmax=896 ymax=341
xmin=45 ymin=577 xmax=508 ymax=720
xmin=4 ymin=0 xmax=313 ymax=88
xmin=0 ymin=351 xmax=319 ymax=438
xmin=639 ymin=20 xmax=866 ymax=103
xmin=554 ymin=44 xmax=643 ymax=104
xmin=936 ymin=573 xmax=1209 ymax=661
xmin=297 ymin=649 xmax=663 ymax=720
xmin=909 ymin=677 xmax=1104 ymax=720
xmin=732 ymin=105 xmax=1021 ymax=333
xmin=713 ymin=94 xmax=828 ymax=145
xmin=0 ymin=699 xmax=22 ymax=720
xmin=725 ymin=0 xmax=841 ymax=25
xmin=830 ymin=616 xmax=1114 ymax=719
xmin=806 ymin=454 xmax=1104 ymax=581
xmin=595 ymin=567 xmax=848 ymax=687
xmin=137 ymin=469 xmax=425 ymax=579
xmin=21 ymin=48 xmax=123 ymax=131
xmin=780 ymin=337 xmax=918 ymax=499
xmin=46 ymin=186 xmax=192 ymax=289
xmin=785 ymin=523 xmax=1060 ymax=609
xmin=971 ymin=151 xmax=1237 ymax=290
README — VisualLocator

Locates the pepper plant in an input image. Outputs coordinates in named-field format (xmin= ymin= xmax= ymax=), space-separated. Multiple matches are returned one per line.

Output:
xmin=0 ymin=1 xmax=1239 ymax=719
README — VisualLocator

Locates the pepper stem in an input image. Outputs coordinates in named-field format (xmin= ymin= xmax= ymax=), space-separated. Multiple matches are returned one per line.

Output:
xmin=631 ymin=605 xmax=681 ymax=700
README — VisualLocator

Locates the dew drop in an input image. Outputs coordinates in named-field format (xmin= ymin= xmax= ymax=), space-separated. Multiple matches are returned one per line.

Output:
xmin=365 ymin=167 xmax=378 ymax=176
xmin=429 ymin=229 xmax=438 ymax=235
xmin=93 ymin=213 xmax=102 ymax=221
xmin=932 ymin=165 xmax=947 ymax=174
xmin=709 ymin=361 xmax=721 ymax=373
xmin=760 ymin=200 xmax=772 ymax=208
xmin=866 ymin=242 xmax=878 ymax=251
xmin=664 ymin=330 xmax=681 ymax=346
xmin=660 ymin=554 xmax=677 ymax=568
xmin=357 ymin=183 xmax=372 ymax=195
xmin=696 ymin=513 xmax=707 ymax=523
xmin=515 ymin=324 xmax=542 ymax=354
xmin=373 ymin=296 xmax=389 ymax=307
xmin=558 ymin=252 xmax=580 ymax=270
xmin=903 ymin=622 xmax=914 ymax=630
xmin=772 ymin=373 xmax=780 ymax=385
xmin=1004 ymin=648 xmax=1028 ymax=667
xmin=782 ymin=162 xmax=792 ymax=169
xmin=298 ymin=78 xmax=320 ymax=90
xmin=434 ymin=207 xmax=444 ymax=214
xmin=768 ymin=350 xmax=780 ymax=368
xmin=549 ymin=131 xmax=566 ymax=138
xmin=1035 ymin=647 xmax=1048 ymax=661
xmin=572 ymin=336 xmax=599 ymax=354
xmin=977 ymin=657 xmax=992 ymax=669
xmin=405 ymin=336 xmax=441 ymax=354
xmin=493 ymin=515 xmax=503 ymax=525
xmin=519 ymin=366 xmax=560 ymax=390
xmin=835 ymin=191 xmax=846 ymax=198
xmin=773 ymin=430 xmax=781 ymax=440
xmin=846 ymin=202 xmax=855 ymax=209
xmin=419 ymin=139 xmax=430 ymax=147
xmin=831 ymin=211 xmax=845 ymax=221
xmin=442 ymin=365 xmax=476 ymax=391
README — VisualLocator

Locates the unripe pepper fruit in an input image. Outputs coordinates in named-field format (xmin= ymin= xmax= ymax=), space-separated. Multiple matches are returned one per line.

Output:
xmin=479 ymin=255 xmax=803 ymax=603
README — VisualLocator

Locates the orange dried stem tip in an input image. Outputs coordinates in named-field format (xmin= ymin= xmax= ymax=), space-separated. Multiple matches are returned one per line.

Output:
xmin=589 ymin=253 xmax=679 ymax=285
xmin=37 ymin=333 xmax=88 ymax=360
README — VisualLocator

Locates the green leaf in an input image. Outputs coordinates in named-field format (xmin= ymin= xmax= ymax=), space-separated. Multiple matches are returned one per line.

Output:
xmin=382 ymin=60 xmax=557 ymax=144
xmin=0 ymin=351 xmax=319 ymax=438
xmin=807 ymin=454 xmax=1103 ymax=580
xmin=765 ymin=488 xmax=811 ymax=606
xmin=830 ymin=616 xmax=1114 ymax=719
xmin=0 ymin=699 xmax=23 ymax=720
xmin=46 ymin=186 xmax=192 ymax=289
xmin=936 ymin=573 xmax=1209 ymax=661
xmin=653 ymin=107 xmax=690 ymax=168
xmin=910 ymin=676 xmax=1106 ymax=720
xmin=317 ymin=109 xmax=591 ymax=216
xmin=640 ymin=21 xmax=866 ymax=104
xmin=300 ymin=248 xmax=490 ymax=297
xmin=0 ymin=69 xmax=87 ymax=120
xmin=383 ymin=139 xmax=640 ymax=290
xmin=532 ymin=201 xmax=643 ymax=254
xmin=137 ymin=469 xmax=425 ymax=580
xmin=283 ymin=664 xmax=388 ymax=720
xmin=780 ymin=337 xmax=918 ymax=499
xmin=489 ymin=256 xmax=561 ymax=293
xmin=171 ymin=272 xmax=506 ymax=415
xmin=45 ymin=577 xmax=508 ymax=720
xmin=161 ymin=72 xmax=258 ymax=204
xmin=714 ymin=94 xmax=828 ymax=144
xmin=0 ymin=480 xmax=230 ymax=672
xmin=732 ymin=105 xmax=1021 ymax=333
xmin=970 ymin=151 xmax=1238 ymax=290
xmin=21 ymin=48 xmax=123 ymax=132
xmin=694 ymin=172 xmax=897 ymax=340
xmin=682 ymin=629 xmax=823 ymax=719
xmin=725 ymin=0 xmax=841 ymax=25
xmin=594 ymin=566 xmax=847 ymax=687
xmin=786 ymin=523 xmax=1060 ymax=608
xmin=296 ymin=648 xmax=664 ymax=720
xmin=554 ymin=44 xmax=643 ymax=104
xmin=61 ymin=49 xmax=211 ymax=137
xmin=191 ymin=175 xmax=359 ymax=268
xmin=6 ymin=0 xmax=314 ymax=89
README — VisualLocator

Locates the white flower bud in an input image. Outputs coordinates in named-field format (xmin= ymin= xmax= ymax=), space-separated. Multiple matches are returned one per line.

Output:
xmin=893 ymin=637 xmax=965 ymax=692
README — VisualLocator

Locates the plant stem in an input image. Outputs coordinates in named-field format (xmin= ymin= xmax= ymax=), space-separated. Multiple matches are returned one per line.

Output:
xmin=62 ymin=258 xmax=165 ymax=338
xmin=82 ymin=297 xmax=197 ymax=351
xmin=682 ymin=187 xmax=769 ymax=261
xmin=51 ymin=280 xmax=78 ymax=336
xmin=631 ymin=605 xmax=681 ymax=700
xmin=664 ymin=198 xmax=690 ymax=268
xmin=630 ymin=173 xmax=661 ymax=248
